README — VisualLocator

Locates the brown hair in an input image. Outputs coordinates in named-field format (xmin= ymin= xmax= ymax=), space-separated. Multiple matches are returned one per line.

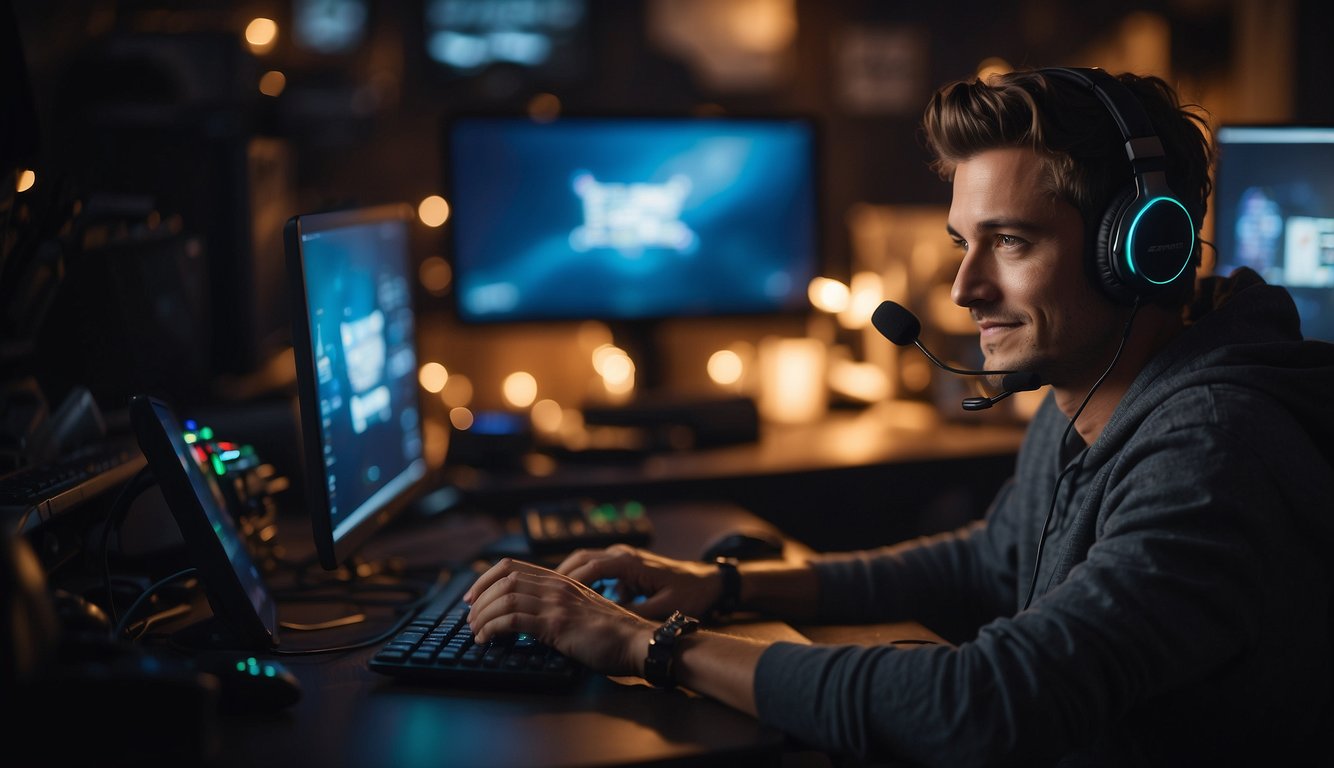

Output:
xmin=922 ymin=69 xmax=1214 ymax=306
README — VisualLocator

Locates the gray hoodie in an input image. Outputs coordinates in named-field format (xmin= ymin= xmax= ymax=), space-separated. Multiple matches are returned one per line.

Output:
xmin=754 ymin=271 xmax=1334 ymax=766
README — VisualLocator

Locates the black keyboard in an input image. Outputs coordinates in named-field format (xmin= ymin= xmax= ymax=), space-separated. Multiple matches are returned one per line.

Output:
xmin=369 ymin=570 xmax=581 ymax=688
xmin=0 ymin=438 xmax=145 ymax=533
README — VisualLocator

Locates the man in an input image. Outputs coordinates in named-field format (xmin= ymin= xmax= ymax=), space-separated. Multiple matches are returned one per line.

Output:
xmin=464 ymin=69 xmax=1334 ymax=765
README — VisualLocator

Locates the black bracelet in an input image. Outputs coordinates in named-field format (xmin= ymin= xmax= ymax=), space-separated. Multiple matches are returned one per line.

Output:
xmin=711 ymin=556 xmax=741 ymax=621
xmin=643 ymin=610 xmax=701 ymax=688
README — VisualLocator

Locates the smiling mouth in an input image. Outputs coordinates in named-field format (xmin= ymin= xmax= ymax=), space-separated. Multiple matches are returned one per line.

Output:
xmin=977 ymin=321 xmax=1022 ymax=338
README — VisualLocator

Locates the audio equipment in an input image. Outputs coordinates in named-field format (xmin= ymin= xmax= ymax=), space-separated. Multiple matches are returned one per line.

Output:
xmin=871 ymin=300 xmax=1042 ymax=411
xmin=1041 ymin=67 xmax=1197 ymax=305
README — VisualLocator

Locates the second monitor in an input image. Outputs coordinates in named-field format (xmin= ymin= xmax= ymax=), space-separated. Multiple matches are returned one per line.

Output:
xmin=444 ymin=115 xmax=821 ymax=326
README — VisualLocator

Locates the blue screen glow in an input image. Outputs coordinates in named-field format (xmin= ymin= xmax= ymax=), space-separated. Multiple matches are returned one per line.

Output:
xmin=447 ymin=116 xmax=819 ymax=322
xmin=298 ymin=215 xmax=426 ymax=541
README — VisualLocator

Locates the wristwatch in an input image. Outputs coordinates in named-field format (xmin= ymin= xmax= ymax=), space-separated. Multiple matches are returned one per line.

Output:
xmin=710 ymin=556 xmax=741 ymax=621
xmin=643 ymin=610 xmax=701 ymax=688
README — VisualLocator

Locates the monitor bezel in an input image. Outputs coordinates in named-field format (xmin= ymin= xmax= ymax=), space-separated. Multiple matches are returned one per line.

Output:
xmin=129 ymin=395 xmax=278 ymax=649
xmin=440 ymin=111 xmax=825 ymax=326
xmin=284 ymin=203 xmax=429 ymax=570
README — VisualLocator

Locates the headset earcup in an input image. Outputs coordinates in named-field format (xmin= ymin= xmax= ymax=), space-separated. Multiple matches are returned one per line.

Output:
xmin=1093 ymin=187 xmax=1139 ymax=305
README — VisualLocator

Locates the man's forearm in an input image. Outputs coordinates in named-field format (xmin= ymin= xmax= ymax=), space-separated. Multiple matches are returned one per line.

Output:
xmin=669 ymin=631 xmax=769 ymax=716
xmin=735 ymin=560 xmax=821 ymax=621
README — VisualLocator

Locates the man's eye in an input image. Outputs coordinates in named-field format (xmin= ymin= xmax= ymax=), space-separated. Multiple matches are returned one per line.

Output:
xmin=997 ymin=234 xmax=1025 ymax=248
xmin=951 ymin=238 xmax=968 ymax=251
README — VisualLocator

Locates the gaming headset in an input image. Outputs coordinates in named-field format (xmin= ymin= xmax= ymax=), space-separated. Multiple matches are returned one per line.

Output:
xmin=1040 ymin=67 xmax=1198 ymax=305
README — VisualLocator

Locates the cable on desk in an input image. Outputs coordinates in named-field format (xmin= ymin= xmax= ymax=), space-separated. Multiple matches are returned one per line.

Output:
xmin=125 ymin=602 xmax=193 ymax=641
xmin=271 ymin=568 xmax=454 ymax=656
xmin=114 ymin=567 xmax=198 ymax=639
xmin=279 ymin=614 xmax=368 ymax=632
xmin=101 ymin=466 xmax=157 ymax=624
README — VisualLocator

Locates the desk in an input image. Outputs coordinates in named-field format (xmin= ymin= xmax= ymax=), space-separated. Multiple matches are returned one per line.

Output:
xmin=18 ymin=488 xmax=951 ymax=766
xmin=214 ymin=502 xmax=817 ymax=768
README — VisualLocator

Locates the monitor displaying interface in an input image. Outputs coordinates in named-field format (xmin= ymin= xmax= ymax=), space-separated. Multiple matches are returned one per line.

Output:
xmin=1213 ymin=125 xmax=1334 ymax=342
xmin=285 ymin=204 xmax=428 ymax=569
xmin=444 ymin=115 xmax=820 ymax=324
xmin=130 ymin=395 xmax=277 ymax=648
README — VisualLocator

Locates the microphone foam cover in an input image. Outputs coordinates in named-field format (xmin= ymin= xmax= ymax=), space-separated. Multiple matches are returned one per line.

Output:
xmin=871 ymin=301 xmax=921 ymax=346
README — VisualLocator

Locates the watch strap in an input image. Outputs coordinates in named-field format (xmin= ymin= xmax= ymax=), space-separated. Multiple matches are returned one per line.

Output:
xmin=711 ymin=556 xmax=741 ymax=621
xmin=643 ymin=610 xmax=701 ymax=688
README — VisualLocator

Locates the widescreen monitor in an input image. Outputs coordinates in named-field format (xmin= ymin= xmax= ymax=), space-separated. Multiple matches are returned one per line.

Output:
xmin=1213 ymin=125 xmax=1334 ymax=342
xmin=444 ymin=115 xmax=820 ymax=324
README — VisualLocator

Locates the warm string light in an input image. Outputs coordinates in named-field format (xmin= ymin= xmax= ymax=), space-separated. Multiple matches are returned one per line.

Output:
xmin=245 ymin=18 xmax=278 ymax=54
xmin=418 ymin=196 xmax=450 ymax=227
xmin=259 ymin=70 xmax=286 ymax=97
xmin=503 ymin=371 xmax=538 ymax=408
xmin=807 ymin=276 xmax=850 ymax=313
xmin=707 ymin=349 xmax=744 ymax=386
xmin=592 ymin=344 xmax=635 ymax=397
xmin=418 ymin=362 xmax=448 ymax=393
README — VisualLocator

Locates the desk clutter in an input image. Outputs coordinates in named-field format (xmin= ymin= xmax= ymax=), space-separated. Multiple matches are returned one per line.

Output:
xmin=2 ymin=395 xmax=698 ymax=764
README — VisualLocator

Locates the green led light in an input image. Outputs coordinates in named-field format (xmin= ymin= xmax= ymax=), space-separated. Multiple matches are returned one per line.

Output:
xmin=236 ymin=661 xmax=247 ymax=672
xmin=199 ymin=426 xmax=215 ymax=440
xmin=184 ymin=432 xmax=197 ymax=444
xmin=623 ymin=501 xmax=645 ymax=518
xmin=265 ymin=666 xmax=276 ymax=677
xmin=210 ymin=455 xmax=226 ymax=476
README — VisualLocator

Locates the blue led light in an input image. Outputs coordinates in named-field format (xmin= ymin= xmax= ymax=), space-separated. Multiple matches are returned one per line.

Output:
xmin=1125 ymin=196 xmax=1195 ymax=284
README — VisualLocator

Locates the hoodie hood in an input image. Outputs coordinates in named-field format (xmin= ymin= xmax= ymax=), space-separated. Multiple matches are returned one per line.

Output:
xmin=1095 ymin=267 xmax=1334 ymax=471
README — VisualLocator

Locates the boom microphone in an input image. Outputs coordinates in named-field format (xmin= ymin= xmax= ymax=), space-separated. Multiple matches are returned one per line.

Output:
xmin=871 ymin=301 xmax=1042 ymax=411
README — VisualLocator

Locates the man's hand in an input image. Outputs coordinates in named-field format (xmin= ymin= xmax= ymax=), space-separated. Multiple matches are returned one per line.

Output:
xmin=463 ymin=558 xmax=657 ymax=676
xmin=555 ymin=544 xmax=724 ymax=619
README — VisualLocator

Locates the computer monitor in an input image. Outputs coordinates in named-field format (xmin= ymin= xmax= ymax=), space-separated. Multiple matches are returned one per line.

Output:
xmin=130 ymin=395 xmax=278 ymax=648
xmin=443 ymin=115 xmax=820 ymax=326
xmin=1213 ymin=125 xmax=1334 ymax=342
xmin=285 ymin=204 xmax=429 ymax=570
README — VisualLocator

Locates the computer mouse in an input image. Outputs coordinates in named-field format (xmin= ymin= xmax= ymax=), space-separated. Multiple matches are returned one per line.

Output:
xmin=196 ymin=654 xmax=302 ymax=715
xmin=700 ymin=529 xmax=785 ymax=562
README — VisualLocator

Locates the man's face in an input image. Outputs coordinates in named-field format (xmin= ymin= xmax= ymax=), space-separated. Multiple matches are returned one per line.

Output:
xmin=948 ymin=147 xmax=1122 ymax=390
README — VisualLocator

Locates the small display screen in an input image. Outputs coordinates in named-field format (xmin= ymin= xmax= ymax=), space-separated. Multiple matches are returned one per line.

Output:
xmin=143 ymin=399 xmax=272 ymax=634
xmin=130 ymin=394 xmax=276 ymax=642
xmin=1214 ymin=126 xmax=1334 ymax=342
xmin=445 ymin=116 xmax=819 ymax=323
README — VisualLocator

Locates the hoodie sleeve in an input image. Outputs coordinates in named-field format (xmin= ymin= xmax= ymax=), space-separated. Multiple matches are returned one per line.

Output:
xmin=753 ymin=387 xmax=1331 ymax=765
xmin=806 ymin=398 xmax=1068 ymax=639
xmin=806 ymin=482 xmax=1019 ymax=641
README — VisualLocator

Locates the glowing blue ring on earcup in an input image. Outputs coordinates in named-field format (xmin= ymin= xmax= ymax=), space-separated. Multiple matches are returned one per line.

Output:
xmin=1124 ymin=196 xmax=1195 ymax=286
